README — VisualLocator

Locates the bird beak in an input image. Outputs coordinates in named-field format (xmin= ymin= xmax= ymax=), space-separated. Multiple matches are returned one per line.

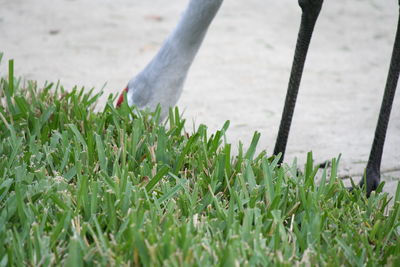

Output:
xmin=116 ymin=87 xmax=128 ymax=107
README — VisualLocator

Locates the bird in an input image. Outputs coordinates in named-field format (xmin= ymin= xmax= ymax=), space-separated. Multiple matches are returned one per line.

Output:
xmin=117 ymin=0 xmax=399 ymax=197
xmin=116 ymin=0 xmax=224 ymax=120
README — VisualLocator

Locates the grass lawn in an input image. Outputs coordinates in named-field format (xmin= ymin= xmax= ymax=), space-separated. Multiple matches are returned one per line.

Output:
xmin=0 ymin=59 xmax=399 ymax=266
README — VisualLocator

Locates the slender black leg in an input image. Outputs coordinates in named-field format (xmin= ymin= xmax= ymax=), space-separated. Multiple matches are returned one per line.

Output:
xmin=361 ymin=3 xmax=400 ymax=196
xmin=273 ymin=0 xmax=324 ymax=164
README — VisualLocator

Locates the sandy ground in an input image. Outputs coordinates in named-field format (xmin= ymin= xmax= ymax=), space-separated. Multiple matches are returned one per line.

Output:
xmin=1 ymin=0 xmax=399 ymax=196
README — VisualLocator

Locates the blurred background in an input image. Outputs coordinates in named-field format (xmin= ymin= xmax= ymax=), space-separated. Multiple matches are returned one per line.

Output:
xmin=1 ymin=0 xmax=399 ymax=193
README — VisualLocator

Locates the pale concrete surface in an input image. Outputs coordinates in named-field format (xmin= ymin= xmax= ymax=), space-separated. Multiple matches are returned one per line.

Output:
xmin=0 ymin=0 xmax=399 ymax=196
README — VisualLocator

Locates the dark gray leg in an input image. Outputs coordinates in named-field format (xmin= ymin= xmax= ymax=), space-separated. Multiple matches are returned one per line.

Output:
xmin=273 ymin=0 xmax=324 ymax=164
xmin=361 ymin=2 xmax=400 ymax=196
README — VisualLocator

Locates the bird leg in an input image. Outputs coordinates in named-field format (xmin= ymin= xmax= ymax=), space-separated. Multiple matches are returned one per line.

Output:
xmin=361 ymin=2 xmax=400 ymax=196
xmin=273 ymin=0 xmax=324 ymax=164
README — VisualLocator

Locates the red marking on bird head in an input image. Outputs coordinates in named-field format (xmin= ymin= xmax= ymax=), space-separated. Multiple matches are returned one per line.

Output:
xmin=116 ymin=87 xmax=128 ymax=107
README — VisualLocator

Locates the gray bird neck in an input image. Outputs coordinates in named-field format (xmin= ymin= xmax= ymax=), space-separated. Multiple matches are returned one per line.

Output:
xmin=144 ymin=0 xmax=223 ymax=79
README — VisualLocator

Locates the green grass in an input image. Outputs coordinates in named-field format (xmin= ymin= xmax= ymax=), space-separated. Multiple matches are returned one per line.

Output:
xmin=0 ymin=59 xmax=399 ymax=266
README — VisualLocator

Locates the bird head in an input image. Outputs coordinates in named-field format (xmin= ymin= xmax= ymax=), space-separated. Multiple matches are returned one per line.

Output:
xmin=116 ymin=87 xmax=128 ymax=107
